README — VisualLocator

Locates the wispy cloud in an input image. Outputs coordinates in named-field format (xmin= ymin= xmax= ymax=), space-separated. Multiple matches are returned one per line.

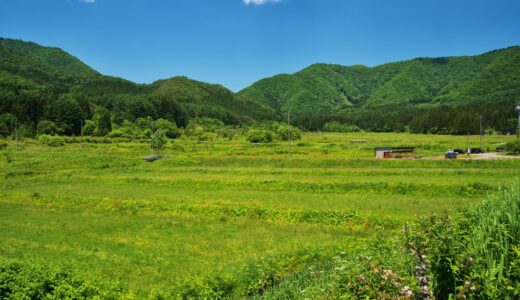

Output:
xmin=80 ymin=0 xmax=96 ymax=3
xmin=243 ymin=0 xmax=282 ymax=5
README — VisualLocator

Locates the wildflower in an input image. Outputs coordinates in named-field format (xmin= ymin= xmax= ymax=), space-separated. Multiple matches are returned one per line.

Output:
xmin=401 ymin=286 xmax=413 ymax=298
xmin=417 ymin=276 xmax=428 ymax=285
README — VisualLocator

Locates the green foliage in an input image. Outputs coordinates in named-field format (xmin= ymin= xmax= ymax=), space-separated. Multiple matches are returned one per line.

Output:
xmin=240 ymin=47 xmax=520 ymax=131
xmin=154 ymin=118 xmax=181 ymax=139
xmin=505 ymin=139 xmax=520 ymax=153
xmin=36 ymin=120 xmax=63 ymax=135
xmin=247 ymin=129 xmax=274 ymax=143
xmin=0 ymin=114 xmax=16 ymax=137
xmin=0 ymin=122 xmax=519 ymax=297
xmin=337 ymin=238 xmax=416 ymax=299
xmin=150 ymin=129 xmax=166 ymax=155
xmin=184 ymin=117 xmax=238 ymax=141
xmin=37 ymin=134 xmax=65 ymax=147
xmin=81 ymin=120 xmax=96 ymax=136
xmin=0 ymin=38 xmax=276 ymax=137
xmin=322 ymin=121 xmax=361 ymax=133
xmin=275 ymin=124 xmax=301 ymax=141
xmin=401 ymin=181 xmax=520 ymax=299
xmin=0 ymin=258 xmax=131 ymax=299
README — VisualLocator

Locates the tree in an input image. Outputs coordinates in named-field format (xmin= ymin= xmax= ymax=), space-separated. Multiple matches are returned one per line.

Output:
xmin=37 ymin=120 xmax=63 ymax=135
xmin=45 ymin=96 xmax=83 ymax=135
xmin=247 ymin=130 xmax=274 ymax=143
xmin=150 ymin=130 xmax=166 ymax=156
xmin=155 ymin=118 xmax=181 ymax=139
xmin=93 ymin=107 xmax=112 ymax=136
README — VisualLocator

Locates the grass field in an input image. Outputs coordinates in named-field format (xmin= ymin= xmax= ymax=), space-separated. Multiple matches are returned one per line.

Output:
xmin=0 ymin=132 xmax=518 ymax=297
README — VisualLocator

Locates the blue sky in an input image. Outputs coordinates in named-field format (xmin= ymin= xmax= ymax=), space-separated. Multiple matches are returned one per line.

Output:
xmin=1 ymin=0 xmax=519 ymax=91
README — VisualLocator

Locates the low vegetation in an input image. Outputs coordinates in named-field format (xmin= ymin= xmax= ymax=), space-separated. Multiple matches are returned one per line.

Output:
xmin=0 ymin=131 xmax=518 ymax=298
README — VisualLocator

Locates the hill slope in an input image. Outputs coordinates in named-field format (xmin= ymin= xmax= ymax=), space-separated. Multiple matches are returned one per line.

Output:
xmin=239 ymin=46 xmax=520 ymax=116
xmin=0 ymin=38 xmax=277 ymax=136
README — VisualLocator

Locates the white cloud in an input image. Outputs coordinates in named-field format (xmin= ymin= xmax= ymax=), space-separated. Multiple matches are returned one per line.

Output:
xmin=80 ymin=0 xmax=96 ymax=3
xmin=243 ymin=0 xmax=282 ymax=5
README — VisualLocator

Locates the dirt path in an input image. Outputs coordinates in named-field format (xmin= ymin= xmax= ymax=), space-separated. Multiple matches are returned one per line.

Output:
xmin=466 ymin=152 xmax=520 ymax=160
xmin=424 ymin=152 xmax=520 ymax=160
xmin=420 ymin=152 xmax=520 ymax=160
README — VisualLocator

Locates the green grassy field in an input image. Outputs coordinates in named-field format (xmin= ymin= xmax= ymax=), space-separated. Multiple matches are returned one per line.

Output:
xmin=0 ymin=132 xmax=518 ymax=297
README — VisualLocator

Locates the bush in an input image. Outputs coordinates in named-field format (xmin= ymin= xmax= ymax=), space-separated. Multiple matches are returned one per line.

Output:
xmin=0 ymin=122 xmax=9 ymax=137
xmin=0 ymin=113 xmax=16 ymax=137
xmin=150 ymin=129 xmax=166 ymax=155
xmin=401 ymin=181 xmax=520 ymax=299
xmin=247 ymin=130 xmax=274 ymax=143
xmin=198 ymin=132 xmax=217 ymax=142
xmin=38 ymin=134 xmax=65 ymax=147
xmin=505 ymin=139 xmax=520 ymax=153
xmin=37 ymin=120 xmax=63 ymax=135
xmin=155 ymin=118 xmax=181 ymax=139
xmin=322 ymin=121 xmax=361 ymax=133
xmin=275 ymin=124 xmax=301 ymax=141
xmin=0 ymin=258 xmax=131 ymax=299
xmin=82 ymin=120 xmax=96 ymax=136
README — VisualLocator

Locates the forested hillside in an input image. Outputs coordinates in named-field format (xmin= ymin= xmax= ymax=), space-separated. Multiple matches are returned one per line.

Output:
xmin=1 ymin=37 xmax=518 ymax=136
xmin=0 ymin=38 xmax=277 ymax=137
xmin=240 ymin=47 xmax=520 ymax=132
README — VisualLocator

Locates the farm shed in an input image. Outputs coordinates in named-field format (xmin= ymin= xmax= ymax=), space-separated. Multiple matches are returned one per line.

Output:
xmin=374 ymin=147 xmax=416 ymax=159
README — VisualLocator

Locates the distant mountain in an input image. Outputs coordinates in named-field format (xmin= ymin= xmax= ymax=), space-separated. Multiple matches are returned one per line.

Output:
xmin=0 ymin=38 xmax=277 ymax=135
xmin=239 ymin=46 xmax=520 ymax=116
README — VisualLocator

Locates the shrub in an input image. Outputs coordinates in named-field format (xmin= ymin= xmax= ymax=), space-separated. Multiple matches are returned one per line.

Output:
xmin=322 ymin=121 xmax=361 ymax=133
xmin=401 ymin=181 xmax=520 ymax=299
xmin=150 ymin=129 xmax=166 ymax=155
xmin=0 ymin=113 xmax=16 ymax=137
xmin=82 ymin=120 xmax=96 ymax=136
xmin=0 ymin=258 xmax=131 ymax=299
xmin=37 ymin=120 xmax=63 ymax=135
xmin=275 ymin=124 xmax=301 ymax=141
xmin=38 ymin=134 xmax=65 ymax=147
xmin=155 ymin=118 xmax=181 ymax=139
xmin=198 ymin=132 xmax=217 ymax=142
xmin=505 ymin=139 xmax=520 ymax=153
xmin=247 ymin=130 xmax=274 ymax=143
xmin=0 ymin=122 xmax=9 ymax=137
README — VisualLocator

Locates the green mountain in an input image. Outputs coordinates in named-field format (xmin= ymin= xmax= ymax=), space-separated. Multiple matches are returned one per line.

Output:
xmin=0 ymin=38 xmax=277 ymax=136
xmin=239 ymin=47 xmax=520 ymax=130
xmin=1 ymin=37 xmax=518 ymax=136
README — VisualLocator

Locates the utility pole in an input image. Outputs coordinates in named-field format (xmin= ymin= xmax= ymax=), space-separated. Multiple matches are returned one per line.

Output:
xmin=15 ymin=119 xmax=19 ymax=151
xmin=516 ymin=104 xmax=520 ymax=138
xmin=288 ymin=110 xmax=291 ymax=161
xmin=479 ymin=115 xmax=483 ymax=153
xmin=466 ymin=130 xmax=470 ymax=157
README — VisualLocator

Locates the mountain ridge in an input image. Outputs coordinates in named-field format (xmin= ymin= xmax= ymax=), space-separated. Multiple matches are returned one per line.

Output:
xmin=1 ymin=37 xmax=518 ymax=135
xmin=239 ymin=46 xmax=520 ymax=112
xmin=0 ymin=37 xmax=277 ymax=136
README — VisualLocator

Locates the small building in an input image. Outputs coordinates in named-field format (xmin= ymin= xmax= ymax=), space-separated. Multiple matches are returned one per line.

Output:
xmin=374 ymin=147 xmax=416 ymax=159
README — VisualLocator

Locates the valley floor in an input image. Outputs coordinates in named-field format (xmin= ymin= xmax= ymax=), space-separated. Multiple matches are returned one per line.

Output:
xmin=0 ymin=132 xmax=518 ymax=297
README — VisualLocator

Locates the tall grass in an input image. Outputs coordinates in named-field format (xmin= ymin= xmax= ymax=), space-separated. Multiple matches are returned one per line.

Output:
xmin=469 ymin=180 xmax=520 ymax=290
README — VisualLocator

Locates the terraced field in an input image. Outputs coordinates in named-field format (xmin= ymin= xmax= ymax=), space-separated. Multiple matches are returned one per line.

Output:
xmin=0 ymin=132 xmax=518 ymax=297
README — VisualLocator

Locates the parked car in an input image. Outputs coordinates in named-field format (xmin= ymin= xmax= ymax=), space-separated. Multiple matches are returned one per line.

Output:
xmin=471 ymin=148 xmax=483 ymax=154
xmin=453 ymin=149 xmax=465 ymax=154
xmin=445 ymin=150 xmax=457 ymax=159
